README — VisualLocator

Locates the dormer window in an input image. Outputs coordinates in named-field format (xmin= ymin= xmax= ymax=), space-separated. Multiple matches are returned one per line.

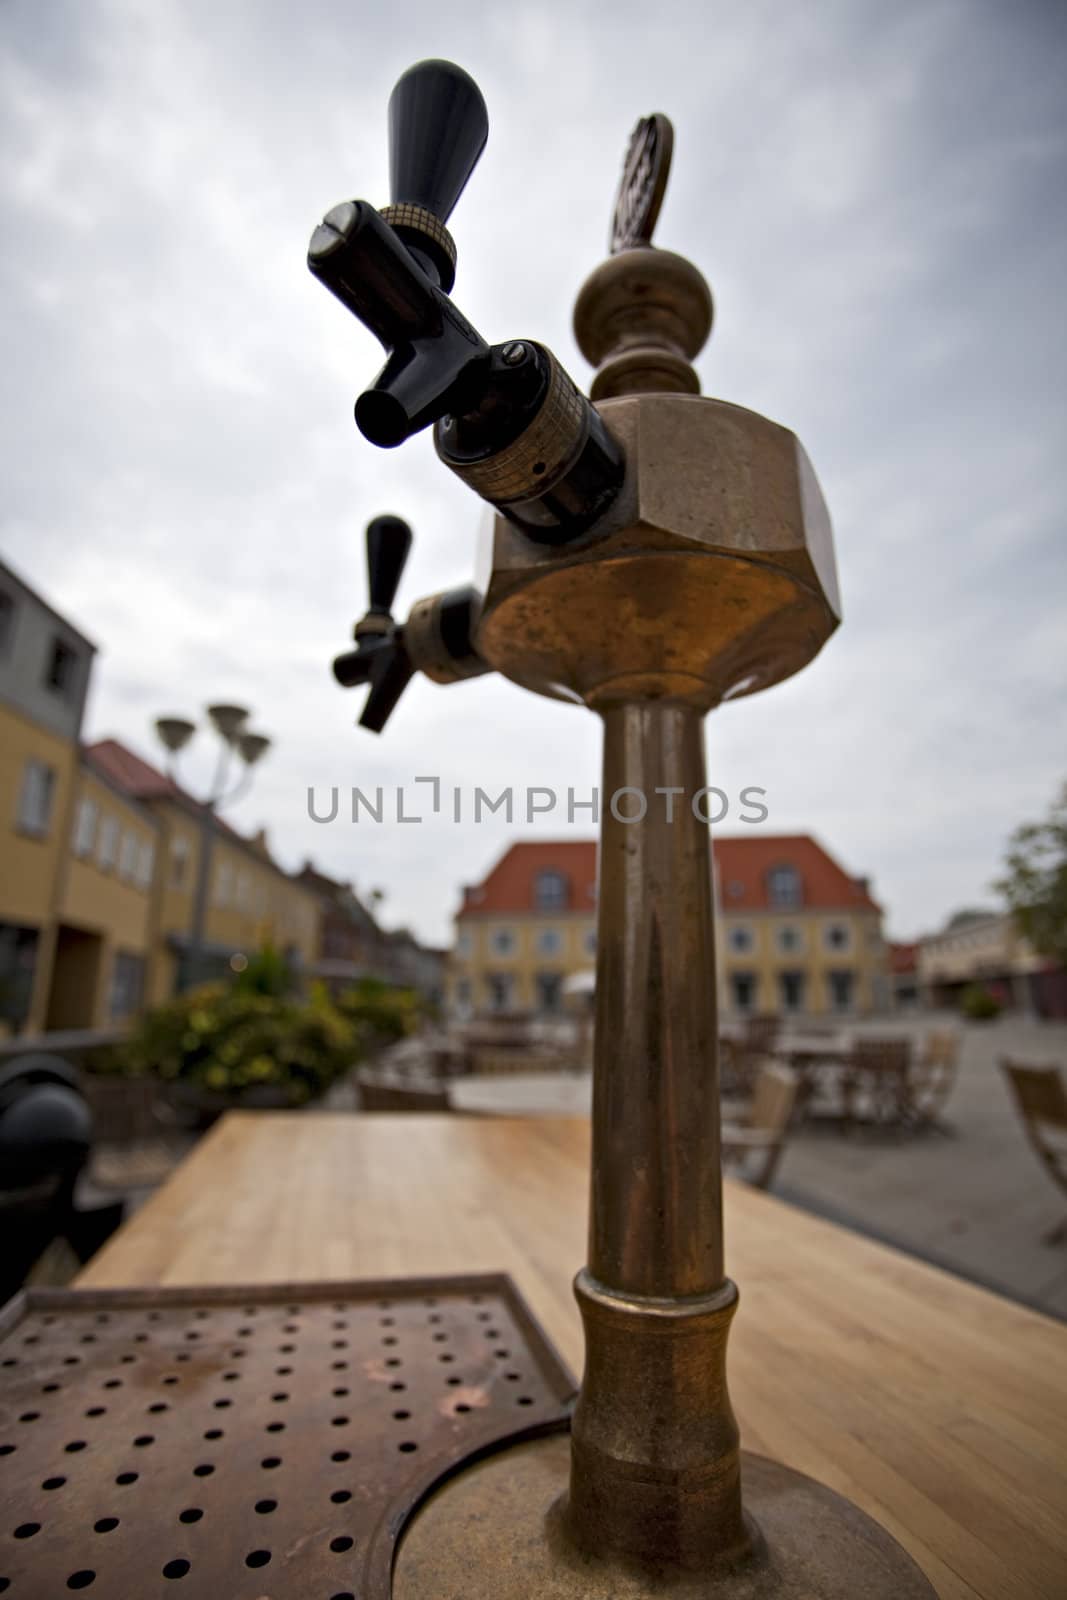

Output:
xmin=45 ymin=637 xmax=78 ymax=698
xmin=534 ymin=869 xmax=568 ymax=911
xmin=767 ymin=866 xmax=802 ymax=909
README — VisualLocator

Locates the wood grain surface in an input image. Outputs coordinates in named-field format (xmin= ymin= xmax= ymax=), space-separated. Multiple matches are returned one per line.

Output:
xmin=78 ymin=1112 xmax=1067 ymax=1600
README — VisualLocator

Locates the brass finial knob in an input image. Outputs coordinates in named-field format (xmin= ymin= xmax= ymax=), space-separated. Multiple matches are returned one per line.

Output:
xmin=573 ymin=113 xmax=713 ymax=400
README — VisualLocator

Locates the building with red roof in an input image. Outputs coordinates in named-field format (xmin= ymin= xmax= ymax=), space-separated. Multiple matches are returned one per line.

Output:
xmin=450 ymin=834 xmax=888 ymax=1018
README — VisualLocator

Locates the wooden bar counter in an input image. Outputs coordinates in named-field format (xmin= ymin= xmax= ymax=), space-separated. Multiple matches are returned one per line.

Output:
xmin=78 ymin=1112 xmax=1067 ymax=1599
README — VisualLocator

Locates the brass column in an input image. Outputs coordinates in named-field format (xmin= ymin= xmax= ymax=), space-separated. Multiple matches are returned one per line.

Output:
xmin=567 ymin=700 xmax=750 ymax=1571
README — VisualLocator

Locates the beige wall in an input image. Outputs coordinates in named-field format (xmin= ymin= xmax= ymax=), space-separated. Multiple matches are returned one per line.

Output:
xmin=448 ymin=913 xmax=597 ymax=1014
xmin=717 ymin=908 xmax=888 ymax=1017
xmin=0 ymin=702 xmax=76 ymax=928
xmin=449 ymin=905 xmax=888 ymax=1018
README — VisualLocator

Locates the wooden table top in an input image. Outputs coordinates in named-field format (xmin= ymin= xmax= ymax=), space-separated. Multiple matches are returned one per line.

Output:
xmin=78 ymin=1112 xmax=1067 ymax=1600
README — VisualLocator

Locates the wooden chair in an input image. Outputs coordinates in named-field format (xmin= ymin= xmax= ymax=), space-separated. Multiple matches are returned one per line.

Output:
xmin=356 ymin=1074 xmax=451 ymax=1113
xmin=1001 ymin=1060 xmax=1067 ymax=1244
xmin=907 ymin=1029 xmax=961 ymax=1129
xmin=721 ymin=1065 xmax=799 ymax=1190
xmin=840 ymin=1037 xmax=912 ymax=1131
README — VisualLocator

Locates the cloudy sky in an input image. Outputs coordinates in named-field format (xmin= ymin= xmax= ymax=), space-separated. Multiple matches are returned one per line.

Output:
xmin=2 ymin=0 xmax=1065 ymax=946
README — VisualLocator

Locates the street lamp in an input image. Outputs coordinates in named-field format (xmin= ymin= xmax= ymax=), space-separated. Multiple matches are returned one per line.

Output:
xmin=152 ymin=704 xmax=273 ymax=988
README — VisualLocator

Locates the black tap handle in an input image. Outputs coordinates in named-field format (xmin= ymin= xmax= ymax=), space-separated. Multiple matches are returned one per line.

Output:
xmin=366 ymin=515 xmax=413 ymax=615
xmin=360 ymin=647 xmax=415 ymax=733
xmin=389 ymin=59 xmax=488 ymax=222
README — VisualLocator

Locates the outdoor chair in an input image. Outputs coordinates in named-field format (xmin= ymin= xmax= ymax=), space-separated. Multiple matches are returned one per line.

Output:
xmin=721 ymin=1064 xmax=799 ymax=1190
xmin=840 ymin=1036 xmax=912 ymax=1131
xmin=907 ymin=1029 xmax=961 ymax=1129
xmin=1001 ymin=1060 xmax=1067 ymax=1245
xmin=356 ymin=1073 xmax=452 ymax=1113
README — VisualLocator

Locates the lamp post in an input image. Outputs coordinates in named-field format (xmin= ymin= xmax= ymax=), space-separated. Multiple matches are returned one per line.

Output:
xmin=153 ymin=704 xmax=272 ymax=989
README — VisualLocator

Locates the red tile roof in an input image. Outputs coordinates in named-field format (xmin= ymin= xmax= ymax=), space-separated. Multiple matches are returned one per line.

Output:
xmin=713 ymin=834 xmax=881 ymax=914
xmin=86 ymin=738 xmax=186 ymax=800
xmin=888 ymin=941 xmax=918 ymax=974
xmin=458 ymin=835 xmax=880 ymax=916
xmin=85 ymin=738 xmax=251 ymax=851
xmin=459 ymin=840 xmax=599 ymax=917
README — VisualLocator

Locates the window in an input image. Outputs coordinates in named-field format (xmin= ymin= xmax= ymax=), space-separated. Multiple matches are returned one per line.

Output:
xmin=728 ymin=925 xmax=753 ymax=953
xmin=214 ymin=861 xmax=234 ymax=908
xmin=584 ymin=928 xmax=597 ymax=955
xmin=486 ymin=972 xmax=514 ymax=1012
xmin=731 ymin=972 xmax=757 ymax=1012
xmin=17 ymin=760 xmax=55 ymax=837
xmin=0 ymin=589 xmax=15 ymax=654
xmin=456 ymin=928 xmax=472 ymax=957
xmin=97 ymin=816 xmax=119 ymax=870
xmin=534 ymin=869 xmax=568 ymax=911
xmin=109 ymin=951 xmax=145 ymax=1020
xmin=72 ymin=797 xmax=97 ymax=858
xmin=779 ymin=971 xmax=805 ymax=1013
xmin=454 ymin=978 xmax=472 ymax=1014
xmin=828 ymin=970 xmax=854 ymax=1012
xmin=777 ymin=924 xmax=802 ymax=953
xmin=767 ymin=866 xmax=802 ymax=909
xmin=0 ymin=922 xmax=38 ymax=1030
xmin=537 ymin=927 xmax=561 ymax=955
xmin=824 ymin=923 xmax=850 ymax=952
xmin=535 ymin=972 xmax=563 ymax=1014
xmin=118 ymin=831 xmax=139 ymax=882
xmin=490 ymin=927 xmax=515 ymax=956
xmin=136 ymin=839 xmax=155 ymax=890
xmin=44 ymin=637 xmax=78 ymax=698
xmin=236 ymin=871 xmax=251 ymax=911
xmin=171 ymin=836 xmax=190 ymax=887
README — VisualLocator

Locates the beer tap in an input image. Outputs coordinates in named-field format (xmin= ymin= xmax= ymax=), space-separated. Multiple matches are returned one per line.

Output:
xmin=332 ymin=513 xmax=487 ymax=732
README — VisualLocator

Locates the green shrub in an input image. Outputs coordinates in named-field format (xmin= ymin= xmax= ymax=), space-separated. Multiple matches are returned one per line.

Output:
xmin=959 ymin=983 xmax=1001 ymax=1021
xmin=333 ymin=978 xmax=421 ymax=1053
xmin=120 ymin=981 xmax=358 ymax=1104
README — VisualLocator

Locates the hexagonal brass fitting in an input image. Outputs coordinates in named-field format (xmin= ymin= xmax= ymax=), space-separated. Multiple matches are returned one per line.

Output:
xmin=474 ymin=391 xmax=841 ymax=711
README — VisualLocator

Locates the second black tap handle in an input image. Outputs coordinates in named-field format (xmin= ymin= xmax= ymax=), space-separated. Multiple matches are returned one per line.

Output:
xmin=366 ymin=514 xmax=413 ymax=616
xmin=388 ymin=59 xmax=488 ymax=223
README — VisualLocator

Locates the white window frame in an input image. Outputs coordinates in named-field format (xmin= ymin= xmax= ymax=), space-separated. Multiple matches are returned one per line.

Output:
xmin=536 ymin=926 xmax=561 ymax=955
xmin=17 ymin=759 xmax=56 ymax=837
xmin=490 ymin=926 xmax=516 ymax=957
xmin=72 ymin=796 xmax=98 ymax=858
xmin=824 ymin=922 xmax=851 ymax=952
xmin=118 ymin=831 xmax=139 ymax=882
xmin=136 ymin=839 xmax=155 ymax=890
xmin=170 ymin=835 xmax=190 ymax=887
xmin=214 ymin=861 xmax=234 ymax=909
xmin=728 ymin=924 xmax=753 ymax=953
xmin=776 ymin=923 xmax=803 ymax=954
xmin=97 ymin=815 xmax=119 ymax=871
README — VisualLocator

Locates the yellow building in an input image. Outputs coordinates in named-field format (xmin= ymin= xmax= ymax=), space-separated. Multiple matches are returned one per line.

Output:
xmin=449 ymin=841 xmax=598 ymax=1017
xmin=87 ymin=741 xmax=321 ymax=1000
xmin=711 ymin=834 xmax=889 ymax=1017
xmin=449 ymin=835 xmax=889 ymax=1020
xmin=0 ymin=558 xmax=97 ymax=1032
xmin=0 ymin=558 xmax=323 ymax=1034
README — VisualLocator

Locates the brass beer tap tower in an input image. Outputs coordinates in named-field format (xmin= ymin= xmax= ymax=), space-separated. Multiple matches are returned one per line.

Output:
xmin=309 ymin=59 xmax=936 ymax=1600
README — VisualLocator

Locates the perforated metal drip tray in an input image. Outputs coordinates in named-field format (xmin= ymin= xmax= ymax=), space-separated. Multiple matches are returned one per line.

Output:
xmin=0 ymin=1273 xmax=576 ymax=1598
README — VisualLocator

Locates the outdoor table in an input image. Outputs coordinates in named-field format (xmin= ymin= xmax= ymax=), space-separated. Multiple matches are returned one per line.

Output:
xmin=76 ymin=1111 xmax=1067 ymax=1600
xmin=448 ymin=1071 xmax=592 ymax=1116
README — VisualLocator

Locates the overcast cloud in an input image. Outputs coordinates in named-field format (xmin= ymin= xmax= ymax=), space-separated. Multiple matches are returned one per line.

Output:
xmin=2 ymin=0 xmax=1065 ymax=945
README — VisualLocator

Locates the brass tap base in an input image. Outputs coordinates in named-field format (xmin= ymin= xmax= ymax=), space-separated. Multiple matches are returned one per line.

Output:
xmin=392 ymin=1434 xmax=937 ymax=1598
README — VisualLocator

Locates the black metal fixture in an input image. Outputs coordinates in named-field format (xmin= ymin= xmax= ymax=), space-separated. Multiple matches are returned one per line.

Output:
xmin=332 ymin=513 xmax=487 ymax=733
xmin=308 ymin=58 xmax=625 ymax=545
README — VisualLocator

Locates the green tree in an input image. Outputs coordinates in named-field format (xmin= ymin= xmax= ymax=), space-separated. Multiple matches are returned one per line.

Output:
xmin=995 ymin=783 xmax=1067 ymax=967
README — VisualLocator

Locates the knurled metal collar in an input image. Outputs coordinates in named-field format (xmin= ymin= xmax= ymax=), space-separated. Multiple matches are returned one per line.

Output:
xmin=380 ymin=204 xmax=458 ymax=273
xmin=439 ymin=351 xmax=587 ymax=504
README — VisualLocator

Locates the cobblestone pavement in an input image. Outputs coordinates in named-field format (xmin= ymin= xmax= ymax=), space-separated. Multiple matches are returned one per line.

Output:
xmin=774 ymin=1013 xmax=1067 ymax=1321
